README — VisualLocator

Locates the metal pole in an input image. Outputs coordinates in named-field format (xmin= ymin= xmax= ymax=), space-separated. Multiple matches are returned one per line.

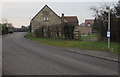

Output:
xmin=108 ymin=11 xmax=110 ymax=48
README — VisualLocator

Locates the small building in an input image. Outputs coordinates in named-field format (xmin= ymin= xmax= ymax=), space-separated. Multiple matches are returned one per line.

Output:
xmin=75 ymin=19 xmax=94 ymax=35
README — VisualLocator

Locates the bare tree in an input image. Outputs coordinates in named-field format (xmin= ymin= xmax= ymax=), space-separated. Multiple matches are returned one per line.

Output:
xmin=91 ymin=2 xmax=120 ymax=42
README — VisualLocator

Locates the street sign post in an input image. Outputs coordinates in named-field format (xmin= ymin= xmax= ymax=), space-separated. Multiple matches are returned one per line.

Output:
xmin=105 ymin=7 xmax=111 ymax=49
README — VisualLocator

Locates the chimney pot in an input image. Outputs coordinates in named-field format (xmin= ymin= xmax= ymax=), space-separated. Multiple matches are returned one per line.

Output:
xmin=62 ymin=13 xmax=64 ymax=17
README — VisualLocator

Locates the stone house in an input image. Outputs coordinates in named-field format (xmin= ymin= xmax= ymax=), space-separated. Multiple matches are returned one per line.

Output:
xmin=75 ymin=26 xmax=92 ymax=35
xmin=30 ymin=5 xmax=79 ymax=32
xmin=75 ymin=19 xmax=94 ymax=35
xmin=30 ymin=5 xmax=61 ymax=32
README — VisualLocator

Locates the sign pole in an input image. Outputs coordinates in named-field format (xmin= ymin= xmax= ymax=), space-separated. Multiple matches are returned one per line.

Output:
xmin=108 ymin=9 xmax=110 ymax=49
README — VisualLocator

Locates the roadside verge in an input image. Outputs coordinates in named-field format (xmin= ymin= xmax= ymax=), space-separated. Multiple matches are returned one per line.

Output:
xmin=25 ymin=33 xmax=119 ymax=62
xmin=62 ymin=47 xmax=119 ymax=62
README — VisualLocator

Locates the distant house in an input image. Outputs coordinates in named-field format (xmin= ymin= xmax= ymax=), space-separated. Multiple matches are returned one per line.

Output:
xmin=75 ymin=19 xmax=94 ymax=35
xmin=30 ymin=5 xmax=79 ymax=32
xmin=85 ymin=19 xmax=94 ymax=27
xmin=75 ymin=26 xmax=92 ymax=35
xmin=79 ymin=23 xmax=86 ymax=26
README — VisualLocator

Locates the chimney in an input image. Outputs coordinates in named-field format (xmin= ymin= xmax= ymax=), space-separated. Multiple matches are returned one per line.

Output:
xmin=61 ymin=13 xmax=64 ymax=23
xmin=62 ymin=13 xmax=64 ymax=17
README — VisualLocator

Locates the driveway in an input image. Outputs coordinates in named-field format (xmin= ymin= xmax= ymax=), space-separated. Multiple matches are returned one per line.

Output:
xmin=2 ymin=32 xmax=118 ymax=75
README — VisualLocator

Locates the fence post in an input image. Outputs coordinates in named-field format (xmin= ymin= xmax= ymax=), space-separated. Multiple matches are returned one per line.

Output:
xmin=78 ymin=31 xmax=80 ymax=40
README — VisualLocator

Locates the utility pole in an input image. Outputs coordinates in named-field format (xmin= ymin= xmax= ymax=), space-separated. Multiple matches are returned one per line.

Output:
xmin=108 ymin=10 xmax=110 ymax=48
xmin=106 ymin=7 xmax=111 ymax=48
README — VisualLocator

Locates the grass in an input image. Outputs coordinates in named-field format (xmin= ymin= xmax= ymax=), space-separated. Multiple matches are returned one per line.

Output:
xmin=25 ymin=33 xmax=119 ymax=53
xmin=80 ymin=33 xmax=98 ymax=41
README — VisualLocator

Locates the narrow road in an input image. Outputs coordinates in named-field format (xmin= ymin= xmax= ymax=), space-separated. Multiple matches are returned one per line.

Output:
xmin=0 ymin=36 xmax=2 ymax=76
xmin=2 ymin=32 xmax=118 ymax=75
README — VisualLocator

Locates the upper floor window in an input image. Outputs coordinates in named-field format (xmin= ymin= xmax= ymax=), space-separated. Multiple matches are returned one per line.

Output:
xmin=43 ymin=11 xmax=49 ymax=22
xmin=43 ymin=16 xmax=49 ymax=21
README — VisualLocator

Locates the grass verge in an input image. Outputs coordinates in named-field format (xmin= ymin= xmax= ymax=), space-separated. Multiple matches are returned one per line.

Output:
xmin=25 ymin=33 xmax=119 ymax=53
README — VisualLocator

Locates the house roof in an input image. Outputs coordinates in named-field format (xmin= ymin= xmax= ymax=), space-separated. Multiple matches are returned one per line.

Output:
xmin=85 ymin=19 xmax=94 ymax=24
xmin=31 ymin=5 xmax=61 ymax=21
xmin=63 ymin=16 xmax=78 ymax=23
xmin=80 ymin=23 xmax=86 ymax=26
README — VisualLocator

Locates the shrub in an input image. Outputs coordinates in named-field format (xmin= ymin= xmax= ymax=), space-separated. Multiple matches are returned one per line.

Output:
xmin=34 ymin=27 xmax=41 ymax=38
xmin=63 ymin=23 xmax=74 ymax=39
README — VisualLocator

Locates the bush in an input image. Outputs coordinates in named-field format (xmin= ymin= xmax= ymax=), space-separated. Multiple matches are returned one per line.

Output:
xmin=63 ymin=23 xmax=74 ymax=39
xmin=33 ymin=23 xmax=75 ymax=39
xmin=33 ymin=27 xmax=42 ymax=38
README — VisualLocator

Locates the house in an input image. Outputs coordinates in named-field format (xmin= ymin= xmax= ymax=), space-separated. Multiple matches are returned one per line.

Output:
xmin=75 ymin=26 xmax=92 ymax=35
xmin=75 ymin=19 xmax=94 ymax=35
xmin=61 ymin=13 xmax=79 ymax=26
xmin=30 ymin=5 xmax=79 ymax=32
xmin=79 ymin=23 xmax=86 ymax=26
xmin=30 ymin=5 xmax=61 ymax=32
xmin=85 ymin=19 xmax=94 ymax=27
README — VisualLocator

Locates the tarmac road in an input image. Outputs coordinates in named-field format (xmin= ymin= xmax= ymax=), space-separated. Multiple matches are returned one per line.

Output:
xmin=2 ymin=32 xmax=118 ymax=75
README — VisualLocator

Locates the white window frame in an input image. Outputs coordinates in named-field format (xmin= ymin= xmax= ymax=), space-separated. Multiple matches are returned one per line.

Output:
xmin=43 ymin=16 xmax=49 ymax=21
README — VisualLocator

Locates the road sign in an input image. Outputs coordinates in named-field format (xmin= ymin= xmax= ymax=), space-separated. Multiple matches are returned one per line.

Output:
xmin=107 ymin=31 xmax=110 ymax=38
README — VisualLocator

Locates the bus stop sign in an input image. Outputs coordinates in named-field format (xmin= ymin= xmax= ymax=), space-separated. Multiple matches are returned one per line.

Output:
xmin=107 ymin=31 xmax=110 ymax=38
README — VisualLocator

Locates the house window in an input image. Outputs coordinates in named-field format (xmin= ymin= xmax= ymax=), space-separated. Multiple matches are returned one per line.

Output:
xmin=43 ymin=11 xmax=49 ymax=22
xmin=43 ymin=16 xmax=49 ymax=21
xmin=87 ymin=24 xmax=91 ymax=27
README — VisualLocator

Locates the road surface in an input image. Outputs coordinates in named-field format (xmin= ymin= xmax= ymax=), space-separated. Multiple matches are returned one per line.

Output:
xmin=0 ymin=36 xmax=2 ymax=76
xmin=2 ymin=32 xmax=118 ymax=75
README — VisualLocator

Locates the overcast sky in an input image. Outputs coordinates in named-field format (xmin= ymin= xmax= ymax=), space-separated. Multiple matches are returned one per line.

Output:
xmin=0 ymin=0 xmax=118 ymax=28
